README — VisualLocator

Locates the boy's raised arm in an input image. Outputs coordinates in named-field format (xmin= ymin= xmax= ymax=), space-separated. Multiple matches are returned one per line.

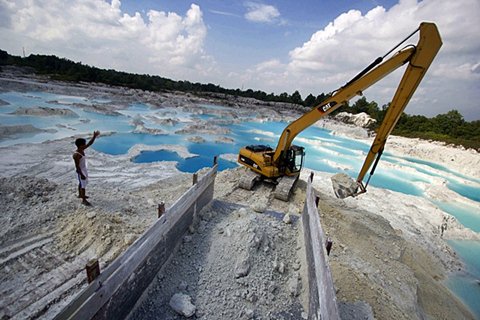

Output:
xmin=85 ymin=130 xmax=100 ymax=149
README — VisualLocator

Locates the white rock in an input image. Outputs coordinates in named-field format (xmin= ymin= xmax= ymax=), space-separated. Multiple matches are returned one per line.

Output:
xmin=288 ymin=275 xmax=301 ymax=296
xmin=245 ymin=308 xmax=255 ymax=319
xmin=251 ymin=201 xmax=267 ymax=213
xmin=238 ymin=207 xmax=247 ymax=217
xmin=169 ymin=293 xmax=196 ymax=317
xmin=288 ymin=204 xmax=298 ymax=215
xmin=86 ymin=212 xmax=96 ymax=219
xmin=335 ymin=112 xmax=376 ymax=128
xmin=235 ymin=257 xmax=251 ymax=278
xmin=331 ymin=173 xmax=358 ymax=199
xmin=124 ymin=233 xmax=136 ymax=245
xmin=283 ymin=213 xmax=292 ymax=224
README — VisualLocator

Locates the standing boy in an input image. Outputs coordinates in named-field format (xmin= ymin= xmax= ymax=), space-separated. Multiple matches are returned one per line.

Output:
xmin=73 ymin=130 xmax=100 ymax=206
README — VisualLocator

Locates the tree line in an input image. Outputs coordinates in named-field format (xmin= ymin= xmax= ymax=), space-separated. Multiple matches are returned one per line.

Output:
xmin=1 ymin=49 xmax=478 ymax=150
xmin=334 ymin=97 xmax=480 ymax=151
xmin=0 ymin=50 xmax=322 ymax=105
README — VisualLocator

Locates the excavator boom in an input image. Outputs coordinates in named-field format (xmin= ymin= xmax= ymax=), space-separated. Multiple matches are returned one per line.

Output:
xmin=237 ymin=22 xmax=442 ymax=200
xmin=273 ymin=22 xmax=442 ymax=166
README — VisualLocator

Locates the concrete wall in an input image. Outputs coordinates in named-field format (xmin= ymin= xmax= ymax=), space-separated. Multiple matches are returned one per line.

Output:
xmin=302 ymin=173 xmax=340 ymax=320
xmin=54 ymin=165 xmax=217 ymax=320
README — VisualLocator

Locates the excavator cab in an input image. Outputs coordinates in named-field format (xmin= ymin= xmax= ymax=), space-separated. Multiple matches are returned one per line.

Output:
xmin=282 ymin=145 xmax=305 ymax=175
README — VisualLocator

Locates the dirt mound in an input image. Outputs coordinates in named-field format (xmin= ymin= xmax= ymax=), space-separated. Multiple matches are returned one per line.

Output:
xmin=315 ymin=189 xmax=474 ymax=320
xmin=128 ymin=200 xmax=306 ymax=320
xmin=0 ymin=176 xmax=58 ymax=243
xmin=55 ymin=209 xmax=138 ymax=263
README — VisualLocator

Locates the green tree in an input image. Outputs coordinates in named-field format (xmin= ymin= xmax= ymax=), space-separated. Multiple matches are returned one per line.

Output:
xmin=290 ymin=90 xmax=302 ymax=105
xmin=315 ymin=93 xmax=327 ymax=105
xmin=279 ymin=92 xmax=289 ymax=103
xmin=432 ymin=110 xmax=464 ymax=136
xmin=304 ymin=94 xmax=316 ymax=107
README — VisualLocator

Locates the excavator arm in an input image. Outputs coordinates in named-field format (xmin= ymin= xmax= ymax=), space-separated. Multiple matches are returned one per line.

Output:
xmin=273 ymin=22 xmax=442 ymax=173
xmin=273 ymin=47 xmax=415 ymax=162
xmin=237 ymin=22 xmax=441 ymax=200
xmin=355 ymin=22 xmax=442 ymax=193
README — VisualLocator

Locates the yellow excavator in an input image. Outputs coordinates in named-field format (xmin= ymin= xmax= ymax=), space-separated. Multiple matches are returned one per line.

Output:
xmin=237 ymin=22 xmax=442 ymax=200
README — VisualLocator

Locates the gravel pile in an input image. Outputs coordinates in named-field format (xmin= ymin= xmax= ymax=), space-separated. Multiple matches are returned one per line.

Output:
xmin=128 ymin=201 xmax=306 ymax=320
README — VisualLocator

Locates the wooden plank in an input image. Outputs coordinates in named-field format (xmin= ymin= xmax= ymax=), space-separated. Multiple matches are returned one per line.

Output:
xmin=86 ymin=259 xmax=100 ymax=284
xmin=302 ymin=173 xmax=340 ymax=320
xmin=55 ymin=165 xmax=217 ymax=320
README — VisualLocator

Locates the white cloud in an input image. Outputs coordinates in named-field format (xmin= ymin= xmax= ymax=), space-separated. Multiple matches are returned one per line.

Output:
xmin=244 ymin=2 xmax=280 ymax=23
xmin=242 ymin=0 xmax=480 ymax=119
xmin=0 ymin=0 xmax=479 ymax=120
xmin=209 ymin=9 xmax=239 ymax=18
xmin=255 ymin=59 xmax=283 ymax=71
xmin=0 ymin=0 xmax=212 ymax=81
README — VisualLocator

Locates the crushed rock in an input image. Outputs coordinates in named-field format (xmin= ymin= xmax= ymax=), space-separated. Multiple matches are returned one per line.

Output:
xmin=169 ymin=293 xmax=196 ymax=317
xmin=331 ymin=172 xmax=358 ymax=199
xmin=127 ymin=202 xmax=305 ymax=320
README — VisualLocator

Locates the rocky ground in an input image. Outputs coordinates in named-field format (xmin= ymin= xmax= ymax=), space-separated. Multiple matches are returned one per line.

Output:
xmin=0 ymin=156 xmax=193 ymax=319
xmin=0 ymin=159 xmax=476 ymax=319
xmin=128 ymin=197 xmax=306 ymax=320
xmin=0 ymin=68 xmax=479 ymax=319
xmin=311 ymin=177 xmax=474 ymax=320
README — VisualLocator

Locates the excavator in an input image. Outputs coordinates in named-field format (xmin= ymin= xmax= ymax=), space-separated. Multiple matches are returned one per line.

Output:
xmin=237 ymin=22 xmax=442 ymax=201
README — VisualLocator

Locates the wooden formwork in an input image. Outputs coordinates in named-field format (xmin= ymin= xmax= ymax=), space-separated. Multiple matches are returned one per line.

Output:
xmin=55 ymin=166 xmax=340 ymax=320
xmin=54 ymin=165 xmax=217 ymax=320
xmin=302 ymin=172 xmax=340 ymax=320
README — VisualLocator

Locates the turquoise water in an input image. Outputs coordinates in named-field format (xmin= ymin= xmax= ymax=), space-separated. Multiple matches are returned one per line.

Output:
xmin=93 ymin=133 xmax=182 ymax=155
xmin=446 ymin=240 xmax=480 ymax=318
xmin=3 ymin=91 xmax=478 ymax=203
xmin=435 ymin=202 xmax=480 ymax=233
xmin=2 ymin=90 xmax=480 ymax=317
xmin=402 ymin=156 xmax=480 ymax=184
xmin=448 ymin=182 xmax=480 ymax=203
xmin=134 ymin=149 xmax=237 ymax=172
xmin=0 ymin=91 xmax=133 ymax=146
xmin=384 ymin=154 xmax=480 ymax=203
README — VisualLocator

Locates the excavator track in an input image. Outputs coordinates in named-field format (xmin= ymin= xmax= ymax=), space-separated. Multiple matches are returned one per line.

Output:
xmin=238 ymin=169 xmax=261 ymax=190
xmin=273 ymin=175 xmax=299 ymax=201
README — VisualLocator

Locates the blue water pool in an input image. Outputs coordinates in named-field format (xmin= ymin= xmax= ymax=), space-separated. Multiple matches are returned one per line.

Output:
xmin=134 ymin=149 xmax=237 ymax=172
xmin=435 ymin=202 xmax=480 ymax=233
xmin=446 ymin=240 xmax=480 ymax=317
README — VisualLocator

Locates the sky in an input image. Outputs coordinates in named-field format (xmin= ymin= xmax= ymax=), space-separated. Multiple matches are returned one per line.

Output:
xmin=0 ymin=0 xmax=479 ymax=120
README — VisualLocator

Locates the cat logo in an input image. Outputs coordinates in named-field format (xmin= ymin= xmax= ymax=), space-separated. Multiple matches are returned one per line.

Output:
xmin=319 ymin=101 xmax=337 ymax=113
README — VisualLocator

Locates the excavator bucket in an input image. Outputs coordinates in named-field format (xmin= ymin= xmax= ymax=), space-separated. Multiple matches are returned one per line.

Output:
xmin=331 ymin=173 xmax=359 ymax=199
